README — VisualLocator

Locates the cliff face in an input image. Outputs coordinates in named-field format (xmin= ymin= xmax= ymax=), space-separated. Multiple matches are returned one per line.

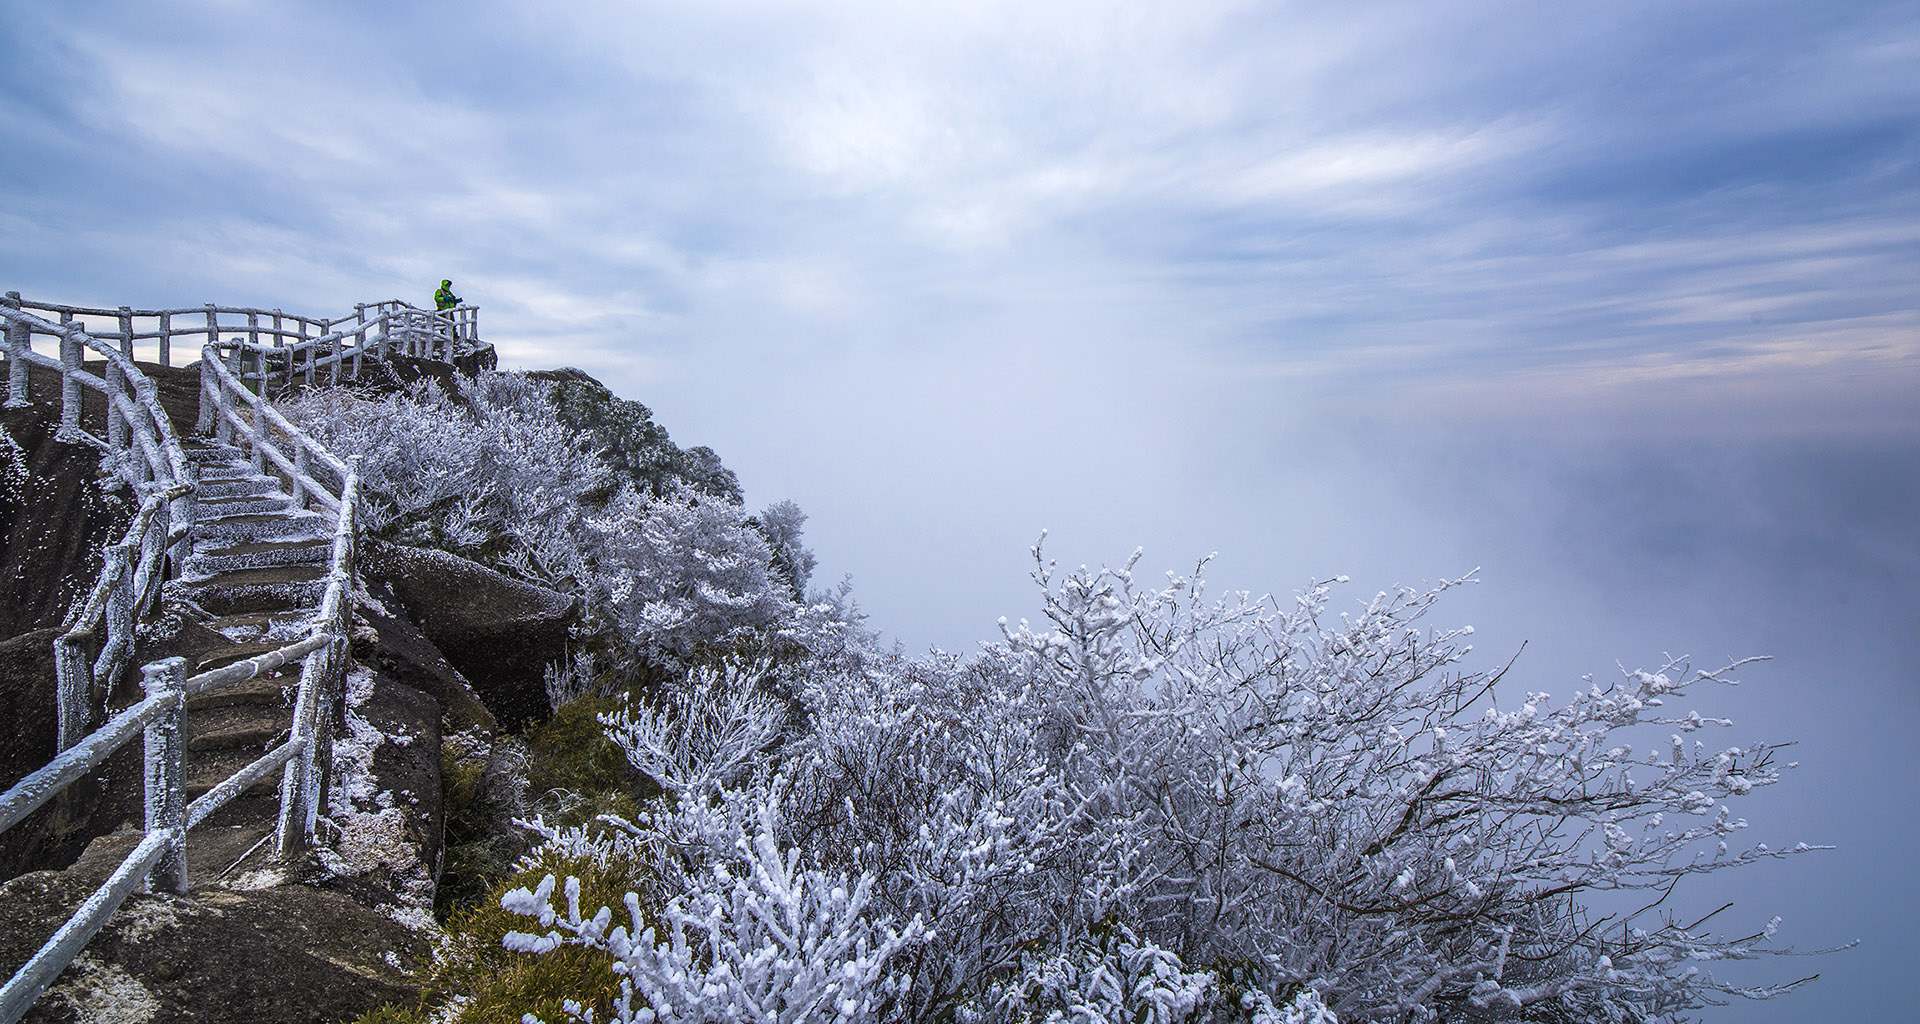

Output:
xmin=1 ymin=398 xmax=127 ymax=641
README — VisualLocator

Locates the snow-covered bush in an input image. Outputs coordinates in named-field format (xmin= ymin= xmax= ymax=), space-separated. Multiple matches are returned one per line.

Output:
xmin=503 ymin=788 xmax=926 ymax=1024
xmin=541 ymin=370 xmax=742 ymax=504
xmin=281 ymin=372 xmax=813 ymax=667
xmin=503 ymin=541 xmax=1823 ymax=1023
xmin=579 ymin=484 xmax=797 ymax=664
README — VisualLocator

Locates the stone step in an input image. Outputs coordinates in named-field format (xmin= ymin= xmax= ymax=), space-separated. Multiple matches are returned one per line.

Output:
xmin=184 ymin=443 xmax=247 ymax=465
xmin=184 ymin=703 xmax=292 ymax=754
xmin=185 ymin=671 xmax=299 ymax=713
xmin=175 ymin=564 xmax=330 ymax=615
xmin=196 ymin=492 xmax=296 ymax=518
xmin=191 ymin=509 xmax=330 ymax=546
xmin=194 ymin=461 xmax=262 ymax=483
xmin=185 ymin=747 xmax=287 ymax=802
xmin=200 ymin=611 xmax=313 ymax=644
xmin=189 ymin=537 xmax=332 ymax=575
xmin=195 ymin=474 xmax=283 ymax=500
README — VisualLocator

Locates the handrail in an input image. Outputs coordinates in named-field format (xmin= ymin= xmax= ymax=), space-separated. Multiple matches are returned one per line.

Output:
xmin=1 ymin=293 xmax=481 ymax=385
xmin=0 ymin=290 xmax=417 ymax=1023
xmin=2 ymin=299 xmax=198 ymax=751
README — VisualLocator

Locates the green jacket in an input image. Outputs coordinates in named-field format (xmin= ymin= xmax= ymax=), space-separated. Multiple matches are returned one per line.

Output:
xmin=434 ymin=285 xmax=460 ymax=310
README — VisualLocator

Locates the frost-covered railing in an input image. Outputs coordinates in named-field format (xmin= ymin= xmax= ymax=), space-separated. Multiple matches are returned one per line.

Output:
xmin=209 ymin=298 xmax=483 ymax=397
xmin=0 ymin=629 xmax=346 ymax=1023
xmin=0 ymin=293 xmax=378 ymax=1023
xmin=0 ymin=294 xmax=197 ymax=750
xmin=0 ymin=294 xmax=482 ymax=401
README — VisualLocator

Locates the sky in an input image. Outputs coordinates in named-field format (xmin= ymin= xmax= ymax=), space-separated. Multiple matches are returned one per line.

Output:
xmin=2 ymin=1 xmax=1917 ymax=1019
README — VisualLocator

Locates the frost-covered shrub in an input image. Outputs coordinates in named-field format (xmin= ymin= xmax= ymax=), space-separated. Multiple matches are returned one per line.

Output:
xmin=502 ymin=789 xmax=926 ymax=1024
xmin=281 ymin=372 xmax=813 ymax=667
xmin=755 ymin=499 xmax=818 ymax=600
xmin=579 ymin=484 xmax=797 ymax=664
xmin=279 ymin=374 xmax=608 ymax=560
xmin=504 ymin=543 xmax=1822 ymax=1023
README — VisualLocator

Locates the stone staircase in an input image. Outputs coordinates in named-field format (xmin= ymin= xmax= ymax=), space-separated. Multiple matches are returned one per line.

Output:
xmin=162 ymin=440 xmax=338 ymax=860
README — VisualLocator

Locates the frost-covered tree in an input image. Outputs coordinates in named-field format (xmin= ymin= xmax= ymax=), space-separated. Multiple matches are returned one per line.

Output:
xmin=504 ymin=543 xmax=1828 ymax=1024
xmin=281 ymin=372 xmax=815 ymax=668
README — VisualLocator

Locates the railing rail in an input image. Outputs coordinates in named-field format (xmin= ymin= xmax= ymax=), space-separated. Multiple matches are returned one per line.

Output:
xmin=2 ymin=296 xmax=197 ymax=750
xmin=0 ymin=290 xmax=428 ymax=1024
xmin=0 ymin=295 xmax=480 ymax=378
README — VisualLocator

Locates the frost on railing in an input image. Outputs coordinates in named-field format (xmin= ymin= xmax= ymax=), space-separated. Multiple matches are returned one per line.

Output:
xmin=1 ymin=293 xmax=481 ymax=389
xmin=1 ymin=294 xmax=197 ymax=750
xmin=0 ymin=289 xmax=422 ymax=1024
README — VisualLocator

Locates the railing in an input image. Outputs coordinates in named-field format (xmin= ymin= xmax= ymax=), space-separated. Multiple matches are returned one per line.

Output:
xmin=0 ymin=635 xmax=343 ymax=1022
xmin=0 ymin=296 xmax=197 ymax=750
xmin=2 ymin=294 xmax=482 ymax=402
xmin=0 ymin=290 xmax=428 ymax=1023
xmin=0 ymin=290 xmax=480 ymax=372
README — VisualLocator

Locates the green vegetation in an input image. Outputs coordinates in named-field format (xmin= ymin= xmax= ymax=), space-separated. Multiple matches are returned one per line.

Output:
xmin=538 ymin=370 xmax=742 ymax=504
xmin=348 ymin=848 xmax=652 ymax=1024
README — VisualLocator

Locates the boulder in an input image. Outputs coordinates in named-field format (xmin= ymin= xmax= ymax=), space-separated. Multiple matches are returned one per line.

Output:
xmin=0 ymin=867 xmax=427 ymax=1024
xmin=362 ymin=541 xmax=577 ymax=730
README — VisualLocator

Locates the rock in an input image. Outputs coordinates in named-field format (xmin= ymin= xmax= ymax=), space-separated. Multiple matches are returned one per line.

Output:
xmin=1 ymin=368 xmax=133 ymax=641
xmin=351 ymin=574 xmax=498 ymax=737
xmin=0 ymin=869 xmax=427 ymax=1024
xmin=362 ymin=541 xmax=578 ymax=730
xmin=0 ymin=627 xmax=91 ymax=883
xmin=321 ymin=669 xmax=445 ymax=911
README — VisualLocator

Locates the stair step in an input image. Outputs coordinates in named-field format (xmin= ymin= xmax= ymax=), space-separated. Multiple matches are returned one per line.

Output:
xmin=195 ymin=474 xmax=283 ymax=500
xmin=197 ymin=493 xmax=296 ymax=518
xmin=175 ymin=564 xmax=329 ymax=615
xmin=185 ymin=703 xmax=292 ymax=753
xmin=190 ymin=537 xmax=332 ymax=575
xmin=192 ymin=510 xmax=330 ymax=545
xmin=186 ymin=671 xmax=299 ymax=712
xmin=201 ymin=611 xmax=313 ymax=643
xmin=184 ymin=443 xmax=246 ymax=464
xmin=186 ymin=747 xmax=288 ymax=801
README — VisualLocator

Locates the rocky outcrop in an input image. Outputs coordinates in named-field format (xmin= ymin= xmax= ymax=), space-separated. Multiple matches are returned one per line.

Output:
xmin=363 ymin=541 xmax=578 ymax=730
xmin=0 ymin=853 xmax=428 ymax=1024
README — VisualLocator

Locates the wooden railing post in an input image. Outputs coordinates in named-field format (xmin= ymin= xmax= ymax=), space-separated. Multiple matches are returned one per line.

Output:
xmin=167 ymin=475 xmax=196 ymax=580
xmin=105 ymin=359 xmax=127 ymax=453
xmin=204 ymin=305 xmax=220 ymax=378
xmin=4 ymin=292 xmax=27 ymax=409
xmin=216 ymin=355 xmax=236 ymax=446
xmin=195 ymin=356 xmax=215 ymax=435
xmin=292 ymin=447 xmax=309 ymax=509
xmin=57 ymin=323 xmax=82 ymax=440
xmin=117 ymin=306 xmax=134 ymax=360
xmin=157 ymin=310 xmax=171 ymax=367
xmin=248 ymin=390 xmax=266 ymax=474
xmin=275 ymin=643 xmax=328 ymax=860
xmin=100 ymin=544 xmax=133 ymax=691
xmin=352 ymin=303 xmax=367 ymax=378
xmin=141 ymin=658 xmax=188 ymax=895
xmin=52 ymin=634 xmax=90 ymax=752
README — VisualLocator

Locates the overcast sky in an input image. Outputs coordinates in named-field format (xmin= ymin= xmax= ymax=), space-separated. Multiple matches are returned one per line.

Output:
xmin=3 ymin=1 xmax=1916 ymax=1018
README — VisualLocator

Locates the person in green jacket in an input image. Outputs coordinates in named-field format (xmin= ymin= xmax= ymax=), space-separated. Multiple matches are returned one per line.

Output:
xmin=434 ymin=279 xmax=461 ymax=310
